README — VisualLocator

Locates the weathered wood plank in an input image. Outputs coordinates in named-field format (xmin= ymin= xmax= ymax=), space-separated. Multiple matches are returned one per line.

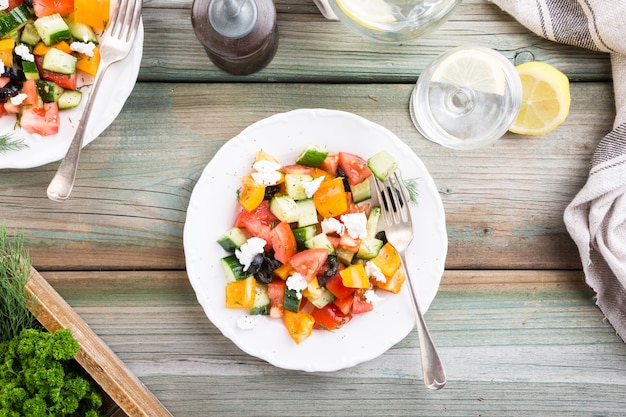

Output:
xmin=1 ymin=81 xmax=613 ymax=270
xmin=41 ymin=270 xmax=626 ymax=417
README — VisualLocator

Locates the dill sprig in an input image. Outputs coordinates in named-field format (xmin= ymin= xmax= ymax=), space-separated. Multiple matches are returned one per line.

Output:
xmin=0 ymin=133 xmax=28 ymax=154
xmin=403 ymin=177 xmax=419 ymax=204
xmin=0 ymin=225 xmax=42 ymax=343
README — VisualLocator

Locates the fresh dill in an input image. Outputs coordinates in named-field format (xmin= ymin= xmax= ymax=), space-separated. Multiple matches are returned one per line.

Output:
xmin=0 ymin=225 xmax=42 ymax=343
xmin=0 ymin=133 xmax=28 ymax=154
xmin=403 ymin=177 xmax=419 ymax=204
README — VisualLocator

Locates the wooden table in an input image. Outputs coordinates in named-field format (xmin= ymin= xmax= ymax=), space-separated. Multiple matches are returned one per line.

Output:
xmin=2 ymin=0 xmax=626 ymax=415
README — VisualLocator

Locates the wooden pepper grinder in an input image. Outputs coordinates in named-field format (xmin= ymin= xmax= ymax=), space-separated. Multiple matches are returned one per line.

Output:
xmin=191 ymin=0 xmax=279 ymax=75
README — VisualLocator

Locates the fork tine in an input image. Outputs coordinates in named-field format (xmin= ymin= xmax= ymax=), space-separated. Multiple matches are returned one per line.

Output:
xmin=108 ymin=0 xmax=142 ymax=42
xmin=124 ymin=0 xmax=143 ymax=42
xmin=375 ymin=171 xmax=411 ymax=226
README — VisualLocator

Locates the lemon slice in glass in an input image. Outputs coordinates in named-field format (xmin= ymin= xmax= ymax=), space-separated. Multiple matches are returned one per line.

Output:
xmin=430 ymin=49 xmax=506 ymax=95
xmin=335 ymin=0 xmax=396 ymax=26
xmin=508 ymin=61 xmax=570 ymax=136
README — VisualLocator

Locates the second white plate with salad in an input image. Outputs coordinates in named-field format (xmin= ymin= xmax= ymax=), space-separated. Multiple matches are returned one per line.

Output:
xmin=184 ymin=108 xmax=447 ymax=372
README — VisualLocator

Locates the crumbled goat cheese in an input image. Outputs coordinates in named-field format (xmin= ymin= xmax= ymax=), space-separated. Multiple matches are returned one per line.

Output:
xmin=0 ymin=0 xmax=8 ymax=11
xmin=286 ymin=272 xmax=308 ymax=300
xmin=365 ymin=261 xmax=386 ymax=283
xmin=364 ymin=289 xmax=382 ymax=306
xmin=70 ymin=41 xmax=96 ymax=57
xmin=302 ymin=176 xmax=325 ymax=198
xmin=340 ymin=212 xmax=368 ymax=239
xmin=0 ymin=61 xmax=4 ymax=74
xmin=321 ymin=217 xmax=345 ymax=235
xmin=10 ymin=93 xmax=28 ymax=105
xmin=237 ymin=315 xmax=256 ymax=330
xmin=235 ymin=237 xmax=266 ymax=271
xmin=251 ymin=159 xmax=283 ymax=185
xmin=14 ymin=44 xmax=34 ymax=62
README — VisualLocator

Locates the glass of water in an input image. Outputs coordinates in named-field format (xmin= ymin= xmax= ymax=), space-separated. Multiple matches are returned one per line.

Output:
xmin=410 ymin=46 xmax=522 ymax=150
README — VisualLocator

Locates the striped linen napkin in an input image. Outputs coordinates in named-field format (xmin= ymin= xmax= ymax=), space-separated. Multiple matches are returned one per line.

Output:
xmin=491 ymin=0 xmax=626 ymax=341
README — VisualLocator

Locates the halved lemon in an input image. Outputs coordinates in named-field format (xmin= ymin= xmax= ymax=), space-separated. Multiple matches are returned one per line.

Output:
xmin=509 ymin=61 xmax=570 ymax=136
xmin=430 ymin=48 xmax=506 ymax=95
xmin=335 ymin=0 xmax=396 ymax=26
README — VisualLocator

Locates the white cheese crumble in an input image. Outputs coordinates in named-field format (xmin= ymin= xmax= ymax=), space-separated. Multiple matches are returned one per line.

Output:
xmin=286 ymin=272 xmax=308 ymax=300
xmin=10 ymin=93 xmax=28 ymax=105
xmin=321 ymin=217 xmax=345 ymax=235
xmin=302 ymin=175 xmax=324 ymax=198
xmin=340 ymin=212 xmax=368 ymax=239
xmin=251 ymin=159 xmax=282 ymax=185
xmin=364 ymin=289 xmax=382 ymax=306
xmin=0 ymin=0 xmax=8 ymax=11
xmin=235 ymin=237 xmax=266 ymax=271
xmin=237 ymin=315 xmax=256 ymax=330
xmin=365 ymin=261 xmax=386 ymax=283
xmin=14 ymin=44 xmax=34 ymax=62
xmin=70 ymin=41 xmax=96 ymax=57
xmin=0 ymin=60 xmax=4 ymax=74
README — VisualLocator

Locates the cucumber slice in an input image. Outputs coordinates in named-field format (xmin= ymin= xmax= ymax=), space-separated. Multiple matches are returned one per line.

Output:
xmin=296 ymin=143 xmax=329 ymax=168
xmin=305 ymin=233 xmax=335 ymax=253
xmin=269 ymin=195 xmax=300 ymax=223
xmin=285 ymin=173 xmax=314 ymax=200
xmin=349 ymin=178 xmax=372 ymax=203
xmin=249 ymin=283 xmax=270 ymax=315
xmin=34 ymin=13 xmax=72 ymax=46
xmin=42 ymin=48 xmax=77 ymax=75
xmin=356 ymin=237 xmax=384 ymax=259
xmin=20 ymin=22 xmax=41 ymax=46
xmin=221 ymin=255 xmax=249 ymax=283
xmin=21 ymin=60 xmax=40 ymax=80
xmin=67 ymin=19 xmax=98 ymax=43
xmin=57 ymin=90 xmax=82 ymax=109
xmin=367 ymin=150 xmax=398 ymax=182
xmin=217 ymin=227 xmax=250 ymax=252
xmin=305 ymin=287 xmax=335 ymax=309
xmin=336 ymin=246 xmax=355 ymax=265
xmin=0 ymin=5 xmax=32 ymax=38
xmin=292 ymin=224 xmax=317 ymax=250
xmin=36 ymin=80 xmax=64 ymax=103
xmin=365 ymin=206 xmax=381 ymax=239
xmin=283 ymin=287 xmax=301 ymax=313
xmin=296 ymin=198 xmax=318 ymax=227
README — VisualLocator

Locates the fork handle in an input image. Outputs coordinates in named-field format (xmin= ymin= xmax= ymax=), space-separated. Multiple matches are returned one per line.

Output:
xmin=400 ymin=253 xmax=447 ymax=390
xmin=47 ymin=63 xmax=110 ymax=202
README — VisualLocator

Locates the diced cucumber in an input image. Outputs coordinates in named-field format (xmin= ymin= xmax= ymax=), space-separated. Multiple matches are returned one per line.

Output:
xmin=296 ymin=198 xmax=318 ymax=227
xmin=296 ymin=143 xmax=329 ymax=168
xmin=21 ymin=60 xmax=40 ymax=80
xmin=67 ymin=19 xmax=98 ymax=43
xmin=283 ymin=287 xmax=301 ymax=313
xmin=249 ymin=283 xmax=270 ymax=315
xmin=356 ymin=237 xmax=384 ymax=259
xmin=336 ymin=246 xmax=355 ymax=265
xmin=42 ymin=48 xmax=77 ymax=75
xmin=57 ymin=90 xmax=82 ymax=109
xmin=293 ymin=224 xmax=317 ymax=250
xmin=365 ymin=206 xmax=381 ymax=239
xmin=0 ymin=5 xmax=32 ymax=38
xmin=350 ymin=178 xmax=372 ymax=203
xmin=34 ymin=13 xmax=72 ymax=46
xmin=217 ymin=227 xmax=250 ymax=252
xmin=367 ymin=150 xmax=398 ymax=182
xmin=36 ymin=80 xmax=64 ymax=103
xmin=285 ymin=173 xmax=313 ymax=200
xmin=20 ymin=22 xmax=41 ymax=46
xmin=305 ymin=287 xmax=335 ymax=309
xmin=270 ymin=195 xmax=300 ymax=223
xmin=305 ymin=233 xmax=335 ymax=253
xmin=221 ymin=255 xmax=249 ymax=283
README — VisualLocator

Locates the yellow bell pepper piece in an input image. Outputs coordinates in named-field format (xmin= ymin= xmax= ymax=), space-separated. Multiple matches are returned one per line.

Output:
xmin=76 ymin=46 xmax=100 ymax=76
xmin=283 ymin=310 xmax=315 ymax=344
xmin=225 ymin=277 xmax=256 ymax=309
xmin=0 ymin=39 xmax=15 ymax=67
xmin=340 ymin=263 xmax=370 ymax=289
xmin=370 ymin=242 xmax=401 ymax=277
xmin=313 ymin=177 xmax=348 ymax=218
xmin=238 ymin=175 xmax=266 ymax=212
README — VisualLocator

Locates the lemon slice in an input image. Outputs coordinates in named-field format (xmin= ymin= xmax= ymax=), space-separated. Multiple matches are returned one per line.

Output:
xmin=509 ymin=61 xmax=570 ymax=135
xmin=335 ymin=0 xmax=396 ymax=25
xmin=430 ymin=49 xmax=506 ymax=95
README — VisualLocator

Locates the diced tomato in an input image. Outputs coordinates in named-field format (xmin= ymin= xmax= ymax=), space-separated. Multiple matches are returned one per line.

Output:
xmin=374 ymin=266 xmax=406 ymax=294
xmin=74 ymin=0 xmax=110 ymax=29
xmin=4 ymin=102 xmax=20 ymax=114
xmin=20 ymin=102 xmax=60 ymax=136
xmin=288 ymin=248 xmax=329 ymax=282
xmin=338 ymin=152 xmax=372 ymax=185
xmin=352 ymin=292 xmax=375 ymax=314
xmin=269 ymin=222 xmax=297 ymax=264
xmin=282 ymin=164 xmax=313 ymax=175
xmin=238 ymin=175 xmax=265 ymax=212
xmin=235 ymin=200 xmax=278 ymax=251
xmin=21 ymin=79 xmax=39 ymax=105
xmin=339 ymin=233 xmax=360 ymax=253
xmin=0 ymin=77 xmax=10 ymax=88
xmin=225 ymin=277 xmax=256 ymax=309
xmin=6 ymin=0 xmax=24 ymax=11
xmin=370 ymin=242 xmax=402 ymax=277
xmin=340 ymin=264 xmax=370 ymax=289
xmin=319 ymin=154 xmax=339 ymax=175
xmin=35 ymin=55 xmax=78 ymax=90
xmin=283 ymin=310 xmax=315 ymax=344
xmin=332 ymin=294 xmax=354 ymax=315
xmin=325 ymin=265 xmax=356 ymax=301
xmin=0 ymin=105 xmax=6 ymax=119
xmin=33 ymin=0 xmax=75 ymax=17
xmin=311 ymin=303 xmax=351 ymax=330
xmin=313 ymin=177 xmax=348 ymax=218
xmin=268 ymin=279 xmax=286 ymax=318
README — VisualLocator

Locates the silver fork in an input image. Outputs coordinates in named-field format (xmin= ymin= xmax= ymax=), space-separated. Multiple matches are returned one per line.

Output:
xmin=47 ymin=0 xmax=143 ymax=201
xmin=372 ymin=171 xmax=447 ymax=390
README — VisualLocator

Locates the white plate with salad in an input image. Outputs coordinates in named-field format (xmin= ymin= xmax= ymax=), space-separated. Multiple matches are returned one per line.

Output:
xmin=184 ymin=108 xmax=447 ymax=372
xmin=0 ymin=8 xmax=143 ymax=170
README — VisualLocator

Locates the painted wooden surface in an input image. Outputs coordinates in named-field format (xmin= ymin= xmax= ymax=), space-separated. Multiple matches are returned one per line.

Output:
xmin=1 ymin=1 xmax=625 ymax=416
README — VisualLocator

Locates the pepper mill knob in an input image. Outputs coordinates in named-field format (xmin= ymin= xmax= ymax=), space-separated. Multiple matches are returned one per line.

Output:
xmin=191 ymin=0 xmax=279 ymax=75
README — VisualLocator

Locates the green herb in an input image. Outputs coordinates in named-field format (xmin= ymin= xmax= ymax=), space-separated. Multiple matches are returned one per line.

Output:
xmin=0 ymin=133 xmax=28 ymax=154
xmin=403 ymin=178 xmax=419 ymax=204
xmin=0 ymin=226 xmax=42 ymax=343
xmin=0 ymin=328 xmax=103 ymax=417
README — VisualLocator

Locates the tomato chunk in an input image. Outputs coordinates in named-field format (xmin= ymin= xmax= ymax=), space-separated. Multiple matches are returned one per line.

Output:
xmin=235 ymin=200 xmax=278 ymax=251
xmin=269 ymin=221 xmax=297 ymax=264
xmin=313 ymin=177 xmax=348 ymax=218
xmin=20 ymin=102 xmax=60 ymax=136
xmin=311 ymin=303 xmax=351 ymax=330
xmin=288 ymin=248 xmax=329 ymax=282
xmin=33 ymin=0 xmax=75 ymax=17
xmin=338 ymin=152 xmax=372 ymax=185
xmin=268 ymin=279 xmax=286 ymax=318
xmin=283 ymin=310 xmax=315 ymax=344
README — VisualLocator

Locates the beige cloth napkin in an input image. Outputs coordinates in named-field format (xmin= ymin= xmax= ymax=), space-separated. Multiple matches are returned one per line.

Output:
xmin=491 ymin=0 xmax=626 ymax=341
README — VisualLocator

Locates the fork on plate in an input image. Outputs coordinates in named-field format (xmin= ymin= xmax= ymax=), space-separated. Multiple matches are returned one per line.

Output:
xmin=372 ymin=170 xmax=447 ymax=390
xmin=47 ymin=0 xmax=143 ymax=202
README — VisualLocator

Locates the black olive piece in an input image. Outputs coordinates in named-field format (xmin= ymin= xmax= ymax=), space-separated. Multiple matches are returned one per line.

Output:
xmin=0 ymin=84 xmax=21 ymax=103
xmin=246 ymin=253 xmax=265 ymax=275
xmin=263 ymin=184 xmax=280 ymax=200
xmin=23 ymin=0 xmax=33 ymax=7
xmin=254 ymin=269 xmax=274 ymax=284
xmin=2 ymin=67 xmax=26 ymax=81
xmin=375 ymin=231 xmax=387 ymax=245
xmin=336 ymin=165 xmax=351 ymax=190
